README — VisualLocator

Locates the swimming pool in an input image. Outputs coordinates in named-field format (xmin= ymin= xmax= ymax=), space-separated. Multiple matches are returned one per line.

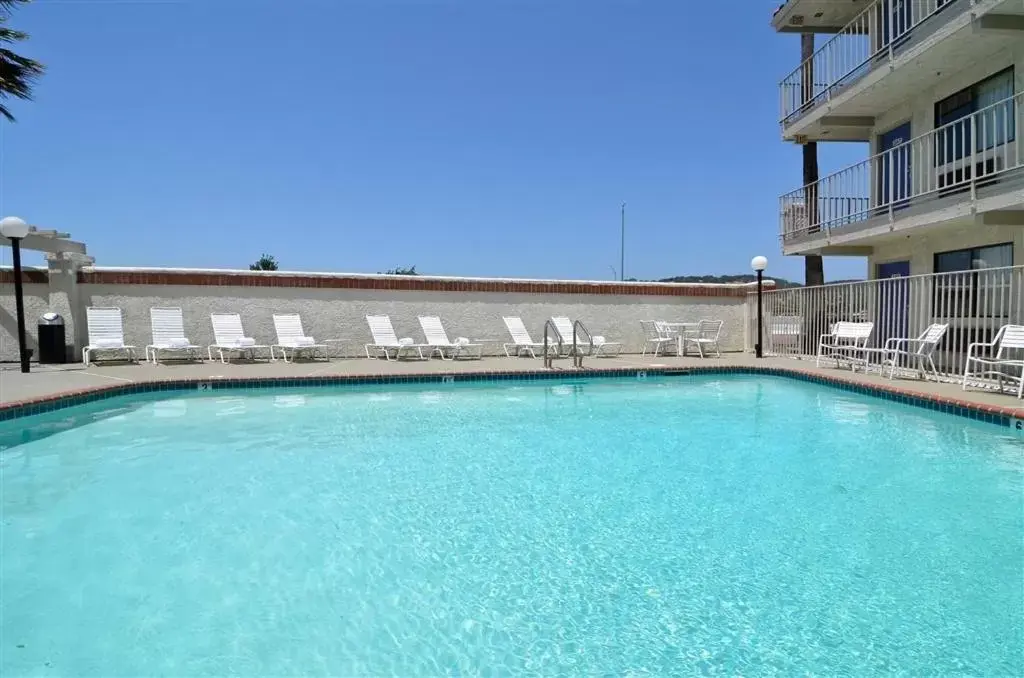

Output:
xmin=1 ymin=375 xmax=1021 ymax=675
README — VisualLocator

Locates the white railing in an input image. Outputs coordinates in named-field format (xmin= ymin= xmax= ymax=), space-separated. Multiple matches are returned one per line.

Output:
xmin=780 ymin=0 xmax=962 ymax=123
xmin=747 ymin=265 xmax=1024 ymax=382
xmin=780 ymin=90 xmax=1023 ymax=243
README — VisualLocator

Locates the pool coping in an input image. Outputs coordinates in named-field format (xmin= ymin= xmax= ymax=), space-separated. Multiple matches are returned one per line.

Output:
xmin=1 ymin=365 xmax=1020 ymax=429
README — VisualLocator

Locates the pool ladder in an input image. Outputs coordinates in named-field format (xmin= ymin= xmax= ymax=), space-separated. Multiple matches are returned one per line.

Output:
xmin=543 ymin=320 xmax=592 ymax=369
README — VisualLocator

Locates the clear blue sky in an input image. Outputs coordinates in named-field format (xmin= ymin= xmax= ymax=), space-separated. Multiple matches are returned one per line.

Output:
xmin=1 ymin=0 xmax=868 ymax=282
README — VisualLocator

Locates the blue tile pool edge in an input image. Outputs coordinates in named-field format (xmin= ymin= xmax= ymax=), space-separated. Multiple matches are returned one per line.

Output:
xmin=0 ymin=366 xmax=1017 ymax=429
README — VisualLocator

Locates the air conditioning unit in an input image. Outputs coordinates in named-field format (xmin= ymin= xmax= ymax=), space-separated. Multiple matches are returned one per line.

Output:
xmin=782 ymin=202 xmax=808 ymax=238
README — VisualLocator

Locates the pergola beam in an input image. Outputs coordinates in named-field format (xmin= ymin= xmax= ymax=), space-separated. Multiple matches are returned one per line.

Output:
xmin=0 ymin=233 xmax=87 ymax=255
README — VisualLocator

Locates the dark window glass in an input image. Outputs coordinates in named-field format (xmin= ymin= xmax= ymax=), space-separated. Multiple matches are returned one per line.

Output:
xmin=932 ymin=243 xmax=1014 ymax=319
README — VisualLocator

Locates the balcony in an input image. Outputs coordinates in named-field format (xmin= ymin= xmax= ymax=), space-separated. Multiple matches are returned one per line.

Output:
xmin=779 ymin=90 xmax=1023 ymax=251
xmin=777 ymin=0 xmax=1020 ymax=137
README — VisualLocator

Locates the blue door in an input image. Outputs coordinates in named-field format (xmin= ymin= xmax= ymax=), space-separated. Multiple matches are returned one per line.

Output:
xmin=879 ymin=122 xmax=911 ymax=212
xmin=876 ymin=260 xmax=911 ymax=351
xmin=880 ymin=0 xmax=913 ymax=48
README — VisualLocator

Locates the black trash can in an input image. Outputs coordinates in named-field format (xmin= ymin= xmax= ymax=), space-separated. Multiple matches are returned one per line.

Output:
xmin=38 ymin=312 xmax=67 ymax=364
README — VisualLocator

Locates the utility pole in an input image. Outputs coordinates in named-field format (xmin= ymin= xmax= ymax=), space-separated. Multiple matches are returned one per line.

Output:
xmin=620 ymin=202 xmax=626 ymax=281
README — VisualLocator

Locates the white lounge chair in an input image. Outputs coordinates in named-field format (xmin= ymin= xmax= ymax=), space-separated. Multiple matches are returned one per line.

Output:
xmin=877 ymin=323 xmax=948 ymax=380
xmin=768 ymin=315 xmax=802 ymax=354
xmin=364 ymin=315 xmax=427 ymax=360
xmin=208 ymin=313 xmax=267 ymax=363
xmin=551 ymin=316 xmax=621 ymax=357
xmin=83 ymin=307 xmax=137 ymax=366
xmin=641 ymin=321 xmax=676 ymax=357
xmin=682 ymin=319 xmax=724 ymax=358
xmin=418 ymin=316 xmax=482 ymax=360
xmin=502 ymin=316 xmax=545 ymax=357
xmin=816 ymin=321 xmax=875 ymax=371
xmin=146 ymin=307 xmax=201 ymax=364
xmin=963 ymin=324 xmax=1024 ymax=399
xmin=271 ymin=313 xmax=326 ymax=362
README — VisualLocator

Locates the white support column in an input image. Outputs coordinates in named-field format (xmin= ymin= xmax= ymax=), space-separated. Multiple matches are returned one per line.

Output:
xmin=45 ymin=252 xmax=91 ymax=361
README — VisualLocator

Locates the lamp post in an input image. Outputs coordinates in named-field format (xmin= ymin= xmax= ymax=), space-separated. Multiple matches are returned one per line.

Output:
xmin=1 ymin=216 xmax=32 ymax=373
xmin=751 ymin=255 xmax=767 ymax=359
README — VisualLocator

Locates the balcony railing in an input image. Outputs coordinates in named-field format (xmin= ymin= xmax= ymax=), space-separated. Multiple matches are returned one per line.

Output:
xmin=779 ymin=90 xmax=1022 ymax=243
xmin=747 ymin=265 xmax=1024 ymax=384
xmin=780 ymin=0 xmax=961 ymax=124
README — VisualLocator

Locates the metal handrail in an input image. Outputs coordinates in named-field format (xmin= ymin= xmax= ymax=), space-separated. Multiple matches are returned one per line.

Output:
xmin=778 ymin=0 xmax=960 ymax=122
xmin=543 ymin=319 xmax=561 ymax=369
xmin=779 ymin=88 xmax=1024 ymax=241
xmin=572 ymin=320 xmax=592 ymax=368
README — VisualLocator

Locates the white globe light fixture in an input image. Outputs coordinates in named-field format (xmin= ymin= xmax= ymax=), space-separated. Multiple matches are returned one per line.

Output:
xmin=1 ymin=216 xmax=32 ymax=372
xmin=0 ymin=216 xmax=30 ymax=240
xmin=750 ymin=255 xmax=767 ymax=358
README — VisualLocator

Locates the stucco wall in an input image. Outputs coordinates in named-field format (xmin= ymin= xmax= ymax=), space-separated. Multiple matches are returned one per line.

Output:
xmin=79 ymin=283 xmax=749 ymax=357
xmin=0 ymin=281 xmax=49 ymax=361
xmin=870 ymin=43 xmax=1023 ymax=158
xmin=858 ymin=41 xmax=1024 ymax=277
xmin=869 ymin=222 xmax=1023 ymax=276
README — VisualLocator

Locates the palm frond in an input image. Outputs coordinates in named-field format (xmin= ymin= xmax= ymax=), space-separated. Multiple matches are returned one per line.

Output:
xmin=0 ymin=1 xmax=29 ymax=21
xmin=0 ymin=0 xmax=42 ymax=122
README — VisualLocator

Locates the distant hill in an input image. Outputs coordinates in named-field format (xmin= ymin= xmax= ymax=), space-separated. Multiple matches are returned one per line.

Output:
xmin=655 ymin=274 xmax=804 ymax=288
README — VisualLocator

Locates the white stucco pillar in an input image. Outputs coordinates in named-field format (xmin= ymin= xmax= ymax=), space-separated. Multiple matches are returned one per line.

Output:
xmin=45 ymin=252 xmax=89 ymax=361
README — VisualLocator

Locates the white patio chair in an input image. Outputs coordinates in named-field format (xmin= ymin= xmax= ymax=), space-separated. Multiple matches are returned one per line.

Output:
xmin=271 ymin=313 xmax=326 ymax=362
xmin=641 ymin=321 xmax=675 ymax=357
xmin=502 ymin=316 xmax=544 ymax=357
xmin=418 ymin=316 xmax=482 ymax=360
xmin=551 ymin=316 xmax=621 ymax=357
xmin=364 ymin=315 xmax=427 ymax=360
xmin=963 ymin=324 xmax=1024 ymax=399
xmin=768 ymin=315 xmax=802 ymax=354
xmin=83 ymin=307 xmax=137 ymax=366
xmin=682 ymin=319 xmax=723 ymax=358
xmin=879 ymin=323 xmax=948 ymax=380
xmin=146 ymin=307 xmax=201 ymax=364
xmin=816 ymin=321 xmax=875 ymax=371
xmin=208 ymin=313 xmax=267 ymax=363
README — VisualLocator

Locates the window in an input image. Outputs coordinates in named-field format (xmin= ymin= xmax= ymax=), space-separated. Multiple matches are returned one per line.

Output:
xmin=934 ymin=68 xmax=1016 ymax=168
xmin=933 ymin=243 xmax=1014 ymax=319
xmin=935 ymin=243 xmax=1013 ymax=273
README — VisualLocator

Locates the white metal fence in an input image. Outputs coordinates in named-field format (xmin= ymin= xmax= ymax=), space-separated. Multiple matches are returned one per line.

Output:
xmin=780 ymin=90 xmax=1023 ymax=243
xmin=748 ymin=265 xmax=1024 ymax=382
xmin=780 ymin=0 xmax=963 ymax=123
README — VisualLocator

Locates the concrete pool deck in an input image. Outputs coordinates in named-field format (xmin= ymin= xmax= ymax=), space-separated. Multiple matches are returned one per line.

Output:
xmin=1 ymin=353 xmax=1021 ymax=420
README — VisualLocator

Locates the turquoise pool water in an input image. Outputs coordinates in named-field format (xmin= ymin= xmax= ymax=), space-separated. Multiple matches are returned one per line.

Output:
xmin=1 ymin=376 xmax=1021 ymax=676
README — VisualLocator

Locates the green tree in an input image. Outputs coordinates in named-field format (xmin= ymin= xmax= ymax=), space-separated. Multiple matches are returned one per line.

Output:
xmin=249 ymin=254 xmax=279 ymax=271
xmin=382 ymin=265 xmax=417 ymax=275
xmin=1 ymin=0 xmax=44 ymax=122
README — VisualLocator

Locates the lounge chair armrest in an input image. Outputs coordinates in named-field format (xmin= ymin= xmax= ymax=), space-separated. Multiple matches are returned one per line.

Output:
xmin=965 ymin=339 xmax=997 ymax=356
xmin=883 ymin=337 xmax=908 ymax=350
